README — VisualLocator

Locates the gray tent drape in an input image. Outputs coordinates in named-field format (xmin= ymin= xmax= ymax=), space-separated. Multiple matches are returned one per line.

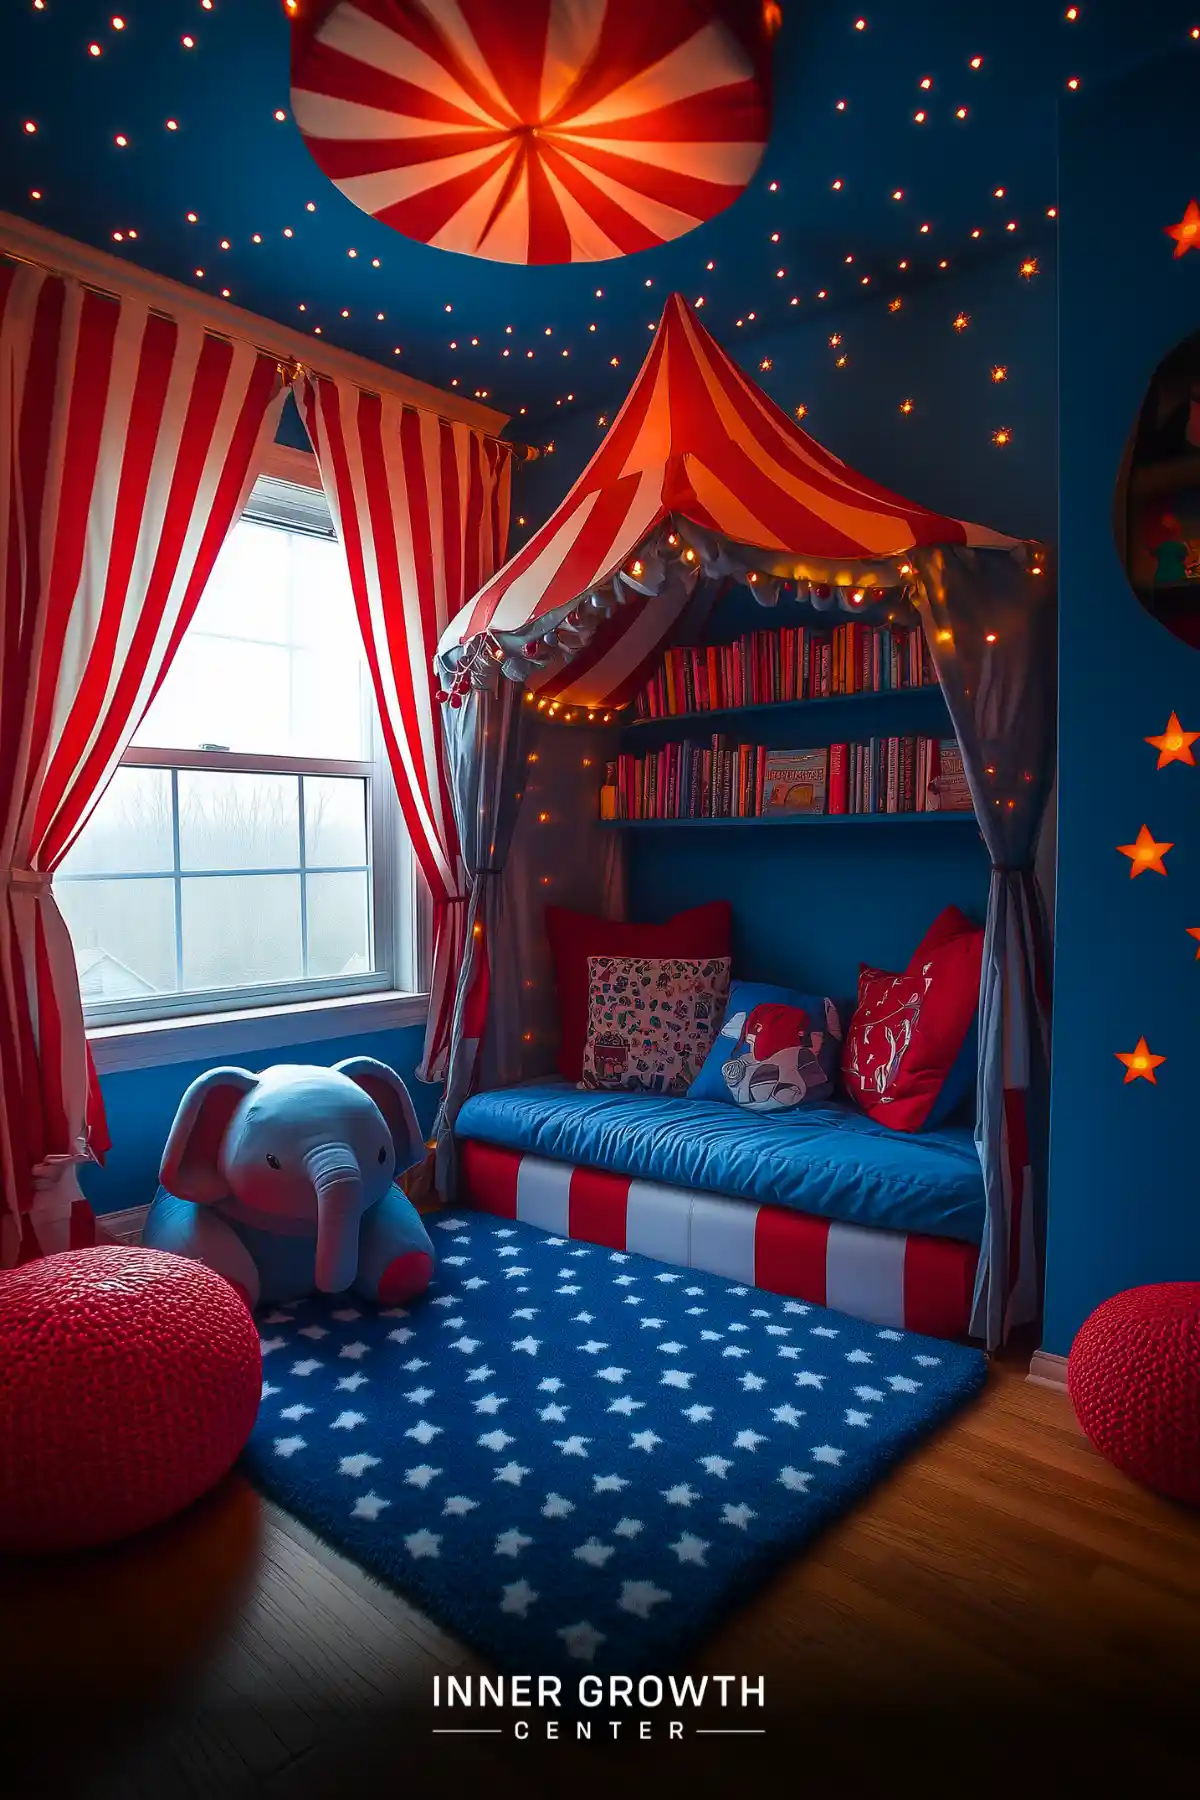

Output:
xmin=433 ymin=678 xmax=530 ymax=1195
xmin=912 ymin=545 xmax=1056 ymax=1350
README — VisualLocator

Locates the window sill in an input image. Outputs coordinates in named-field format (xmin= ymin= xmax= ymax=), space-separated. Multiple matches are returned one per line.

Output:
xmin=87 ymin=990 xmax=429 ymax=1077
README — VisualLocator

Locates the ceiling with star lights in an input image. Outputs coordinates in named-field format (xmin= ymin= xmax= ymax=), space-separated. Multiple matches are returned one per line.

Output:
xmin=2 ymin=1 xmax=1195 ymax=424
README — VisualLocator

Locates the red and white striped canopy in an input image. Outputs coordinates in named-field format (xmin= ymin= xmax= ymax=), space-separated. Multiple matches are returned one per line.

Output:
xmin=290 ymin=0 xmax=773 ymax=264
xmin=438 ymin=291 xmax=1020 ymax=705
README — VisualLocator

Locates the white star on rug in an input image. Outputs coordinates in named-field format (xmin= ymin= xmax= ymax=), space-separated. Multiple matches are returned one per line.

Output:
xmin=443 ymin=1495 xmax=478 ymax=1516
xmin=655 ymin=1272 xmax=681 ymax=1283
xmin=339 ymin=1342 xmax=369 ymax=1360
xmin=593 ymin=1474 xmax=629 ymax=1494
xmin=403 ymin=1386 xmax=435 ymax=1405
xmin=733 ymin=1429 xmax=767 ymax=1451
xmin=261 ymin=1382 xmax=279 ymax=1399
xmin=471 ymin=1419 xmax=511 ymax=1448
xmin=657 ymin=1341 xmax=685 ymax=1355
xmin=542 ymin=1493 xmax=574 ymax=1518
xmin=682 ymin=1404 xmax=714 ymax=1422
xmin=558 ymin=1620 xmax=605 ymax=1661
xmin=631 ymin=1430 xmax=662 ymax=1452
xmin=512 ymin=1336 xmax=540 ymax=1355
xmin=607 ymin=1396 xmax=645 ymax=1416
xmin=617 ymin=1582 xmax=670 ymax=1619
xmin=845 ymin=1410 xmax=872 ymax=1427
xmin=290 ymin=1359 xmax=321 ymax=1376
xmin=578 ymin=1340 xmax=609 ymax=1354
xmin=661 ymin=1370 xmax=694 ymax=1390
xmin=331 ymin=1411 xmax=366 ymax=1431
xmin=888 ymin=1375 xmax=921 ymax=1393
xmin=722 ymin=1502 xmax=756 ymax=1530
xmin=298 ymin=1325 xmax=327 ymax=1341
xmin=595 ymin=1366 xmax=630 ymax=1383
xmin=538 ymin=1377 xmax=564 ymax=1393
xmin=778 ymin=1466 xmax=812 ymax=1492
xmin=555 ymin=1435 xmax=590 ymax=1457
xmin=462 ymin=1277 xmax=487 ymax=1290
xmin=613 ymin=1517 xmax=643 ymax=1538
xmin=465 ymin=1365 xmax=494 ymax=1382
xmin=699 ymin=1455 xmax=733 ymax=1479
xmin=639 ymin=1317 xmax=665 ymax=1329
xmin=914 ymin=1354 xmax=941 ymax=1366
xmin=669 ymin=1533 xmax=709 ymax=1566
xmin=273 ymin=1436 xmax=306 ymax=1457
xmin=259 ymin=1337 xmax=286 ymax=1356
xmin=450 ymin=1336 xmax=482 ymax=1354
xmin=854 ymin=1385 xmax=885 ymax=1402
xmin=878 ymin=1330 xmax=904 ymax=1341
xmin=574 ymin=1538 xmax=615 ymax=1568
xmin=500 ymin=1580 xmax=538 ymax=1617
xmin=539 ymin=1403 xmax=569 ymax=1422
xmin=495 ymin=1528 xmax=533 ymax=1557
xmin=738 ymin=1374 xmax=766 ymax=1393
xmin=338 ymin=1452 xmax=379 ymax=1478
xmin=402 ymin=1358 xmax=429 ymax=1372
xmin=846 ymin=1350 xmax=873 ymax=1364
xmin=812 ymin=1445 xmax=844 ymax=1465
xmin=337 ymin=1374 xmax=368 ymax=1392
xmin=474 ymin=1393 xmax=507 ymax=1414
xmin=772 ymin=1405 xmax=804 ymax=1427
xmin=405 ymin=1529 xmax=441 ymax=1559
xmin=512 ymin=1308 xmax=538 ymax=1320
xmin=811 ymin=1327 xmax=839 ymax=1339
xmin=404 ymin=1464 xmax=442 ymax=1488
xmin=662 ymin=1483 xmax=698 ymax=1506
xmin=794 ymin=1372 xmax=825 ymax=1388
xmin=494 ymin=1462 xmax=530 ymax=1485
xmin=280 ymin=1403 xmax=313 ymax=1421
xmin=406 ymin=1420 xmax=443 ymax=1445
xmin=352 ymin=1492 xmax=390 ymax=1521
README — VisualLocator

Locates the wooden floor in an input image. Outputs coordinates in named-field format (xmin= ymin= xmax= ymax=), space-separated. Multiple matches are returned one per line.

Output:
xmin=3 ymin=1353 xmax=1198 ymax=1800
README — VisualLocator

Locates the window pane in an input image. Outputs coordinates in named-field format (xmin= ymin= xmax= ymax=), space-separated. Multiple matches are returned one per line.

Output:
xmin=132 ymin=519 xmax=369 ymax=759
xmin=304 ymin=777 xmax=367 ymax=867
xmin=56 ymin=877 xmax=178 ymax=999
xmin=56 ymin=768 xmax=174 ymax=876
xmin=306 ymin=872 xmax=371 ymax=979
xmin=178 ymin=772 xmax=299 ymax=872
xmin=181 ymin=875 xmax=302 ymax=990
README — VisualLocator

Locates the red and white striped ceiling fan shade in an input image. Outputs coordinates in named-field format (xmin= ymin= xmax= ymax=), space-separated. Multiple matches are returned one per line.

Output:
xmin=290 ymin=0 xmax=778 ymax=264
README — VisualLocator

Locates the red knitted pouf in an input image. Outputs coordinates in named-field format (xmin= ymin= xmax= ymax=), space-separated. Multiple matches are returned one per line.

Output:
xmin=1067 ymin=1283 xmax=1200 ymax=1505
xmin=0 ymin=1245 xmax=262 ymax=1554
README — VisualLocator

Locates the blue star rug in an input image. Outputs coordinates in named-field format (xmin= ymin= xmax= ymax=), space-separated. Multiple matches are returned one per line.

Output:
xmin=243 ymin=1213 xmax=986 ymax=1675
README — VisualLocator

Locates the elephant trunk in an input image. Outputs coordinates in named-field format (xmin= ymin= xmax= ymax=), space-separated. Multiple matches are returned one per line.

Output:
xmin=304 ymin=1143 xmax=366 ymax=1293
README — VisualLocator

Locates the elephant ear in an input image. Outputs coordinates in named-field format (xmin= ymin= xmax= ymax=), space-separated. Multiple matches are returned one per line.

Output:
xmin=160 ymin=1066 xmax=259 ymax=1203
xmin=334 ymin=1057 xmax=424 ymax=1173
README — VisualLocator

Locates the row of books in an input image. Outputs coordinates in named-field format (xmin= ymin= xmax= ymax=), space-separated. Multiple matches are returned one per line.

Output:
xmin=603 ymin=736 xmax=972 ymax=821
xmin=633 ymin=622 xmax=938 ymax=718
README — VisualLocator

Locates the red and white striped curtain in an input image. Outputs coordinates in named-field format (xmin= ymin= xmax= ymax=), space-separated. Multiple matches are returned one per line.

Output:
xmin=0 ymin=261 xmax=287 ymax=1266
xmin=298 ymin=374 xmax=512 ymax=1081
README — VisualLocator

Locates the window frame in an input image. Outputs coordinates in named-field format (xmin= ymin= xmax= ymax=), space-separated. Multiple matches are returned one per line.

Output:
xmin=60 ymin=453 xmax=427 ymax=1032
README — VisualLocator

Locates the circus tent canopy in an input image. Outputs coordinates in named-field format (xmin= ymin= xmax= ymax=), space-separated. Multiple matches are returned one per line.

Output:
xmin=437 ymin=292 xmax=1026 ymax=708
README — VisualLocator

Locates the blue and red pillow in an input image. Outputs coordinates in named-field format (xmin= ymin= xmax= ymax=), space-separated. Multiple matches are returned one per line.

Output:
xmin=841 ymin=906 xmax=983 ymax=1133
xmin=688 ymin=980 xmax=845 ymax=1112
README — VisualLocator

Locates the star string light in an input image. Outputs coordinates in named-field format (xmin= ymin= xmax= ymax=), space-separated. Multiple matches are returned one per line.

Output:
xmin=1166 ymin=200 xmax=1200 ymax=257
xmin=1186 ymin=927 xmax=1200 ymax=960
xmin=1145 ymin=712 xmax=1199 ymax=767
xmin=1115 ymin=1040 xmax=1165 ymax=1085
xmin=1117 ymin=825 xmax=1172 ymax=877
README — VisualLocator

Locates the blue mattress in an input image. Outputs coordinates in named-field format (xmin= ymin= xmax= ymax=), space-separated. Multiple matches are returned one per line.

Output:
xmin=455 ymin=1082 xmax=985 ymax=1244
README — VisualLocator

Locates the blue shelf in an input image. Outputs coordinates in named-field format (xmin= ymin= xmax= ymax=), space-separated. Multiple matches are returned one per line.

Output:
xmin=600 ymin=812 xmax=977 ymax=829
xmin=618 ymin=686 xmax=946 ymax=732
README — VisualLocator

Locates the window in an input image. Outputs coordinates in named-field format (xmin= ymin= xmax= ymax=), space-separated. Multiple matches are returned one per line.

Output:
xmin=55 ymin=473 xmax=420 ymax=1026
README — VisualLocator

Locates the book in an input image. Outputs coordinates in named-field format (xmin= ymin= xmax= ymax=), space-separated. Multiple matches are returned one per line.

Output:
xmin=928 ymin=738 xmax=972 ymax=811
xmin=761 ymin=747 xmax=828 ymax=815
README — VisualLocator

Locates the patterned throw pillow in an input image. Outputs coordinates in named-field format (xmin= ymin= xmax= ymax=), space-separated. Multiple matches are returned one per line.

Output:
xmin=580 ymin=956 xmax=732 ymax=1094
xmin=688 ymin=979 xmax=844 ymax=1112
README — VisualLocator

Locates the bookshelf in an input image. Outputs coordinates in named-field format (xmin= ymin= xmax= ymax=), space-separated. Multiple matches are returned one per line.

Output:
xmin=601 ymin=812 xmax=977 ymax=830
xmin=618 ymin=686 xmax=947 ymax=734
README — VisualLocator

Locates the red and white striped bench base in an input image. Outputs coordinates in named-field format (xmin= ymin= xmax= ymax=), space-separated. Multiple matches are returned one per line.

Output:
xmin=458 ymin=1141 xmax=977 ymax=1341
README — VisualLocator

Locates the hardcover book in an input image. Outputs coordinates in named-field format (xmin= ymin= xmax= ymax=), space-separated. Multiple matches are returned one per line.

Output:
xmin=761 ymin=748 xmax=828 ymax=815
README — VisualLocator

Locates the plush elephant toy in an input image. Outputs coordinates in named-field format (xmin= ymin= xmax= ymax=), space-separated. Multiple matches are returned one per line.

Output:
xmin=141 ymin=1058 xmax=435 ymax=1310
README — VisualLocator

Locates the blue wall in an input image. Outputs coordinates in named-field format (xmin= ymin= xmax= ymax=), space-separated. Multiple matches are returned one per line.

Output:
xmin=82 ymin=1022 xmax=438 ymax=1216
xmin=512 ymin=251 xmax=1053 ymax=1005
xmin=1043 ymin=54 xmax=1200 ymax=1354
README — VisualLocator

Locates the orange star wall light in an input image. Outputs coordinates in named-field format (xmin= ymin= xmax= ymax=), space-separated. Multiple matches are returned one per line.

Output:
xmin=1166 ymin=199 xmax=1200 ymax=257
xmin=1115 ymin=1039 xmax=1166 ymax=1085
xmin=1145 ymin=712 xmax=1199 ymax=767
xmin=1118 ymin=825 xmax=1173 ymax=877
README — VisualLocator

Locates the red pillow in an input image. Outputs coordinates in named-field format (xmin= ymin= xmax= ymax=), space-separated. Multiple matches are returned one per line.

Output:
xmin=842 ymin=909 xmax=984 ymax=1133
xmin=545 ymin=901 xmax=733 ymax=1080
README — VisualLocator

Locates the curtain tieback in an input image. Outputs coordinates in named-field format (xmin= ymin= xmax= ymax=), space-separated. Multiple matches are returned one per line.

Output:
xmin=991 ymin=862 xmax=1034 ymax=876
xmin=3 ymin=868 xmax=52 ymax=892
